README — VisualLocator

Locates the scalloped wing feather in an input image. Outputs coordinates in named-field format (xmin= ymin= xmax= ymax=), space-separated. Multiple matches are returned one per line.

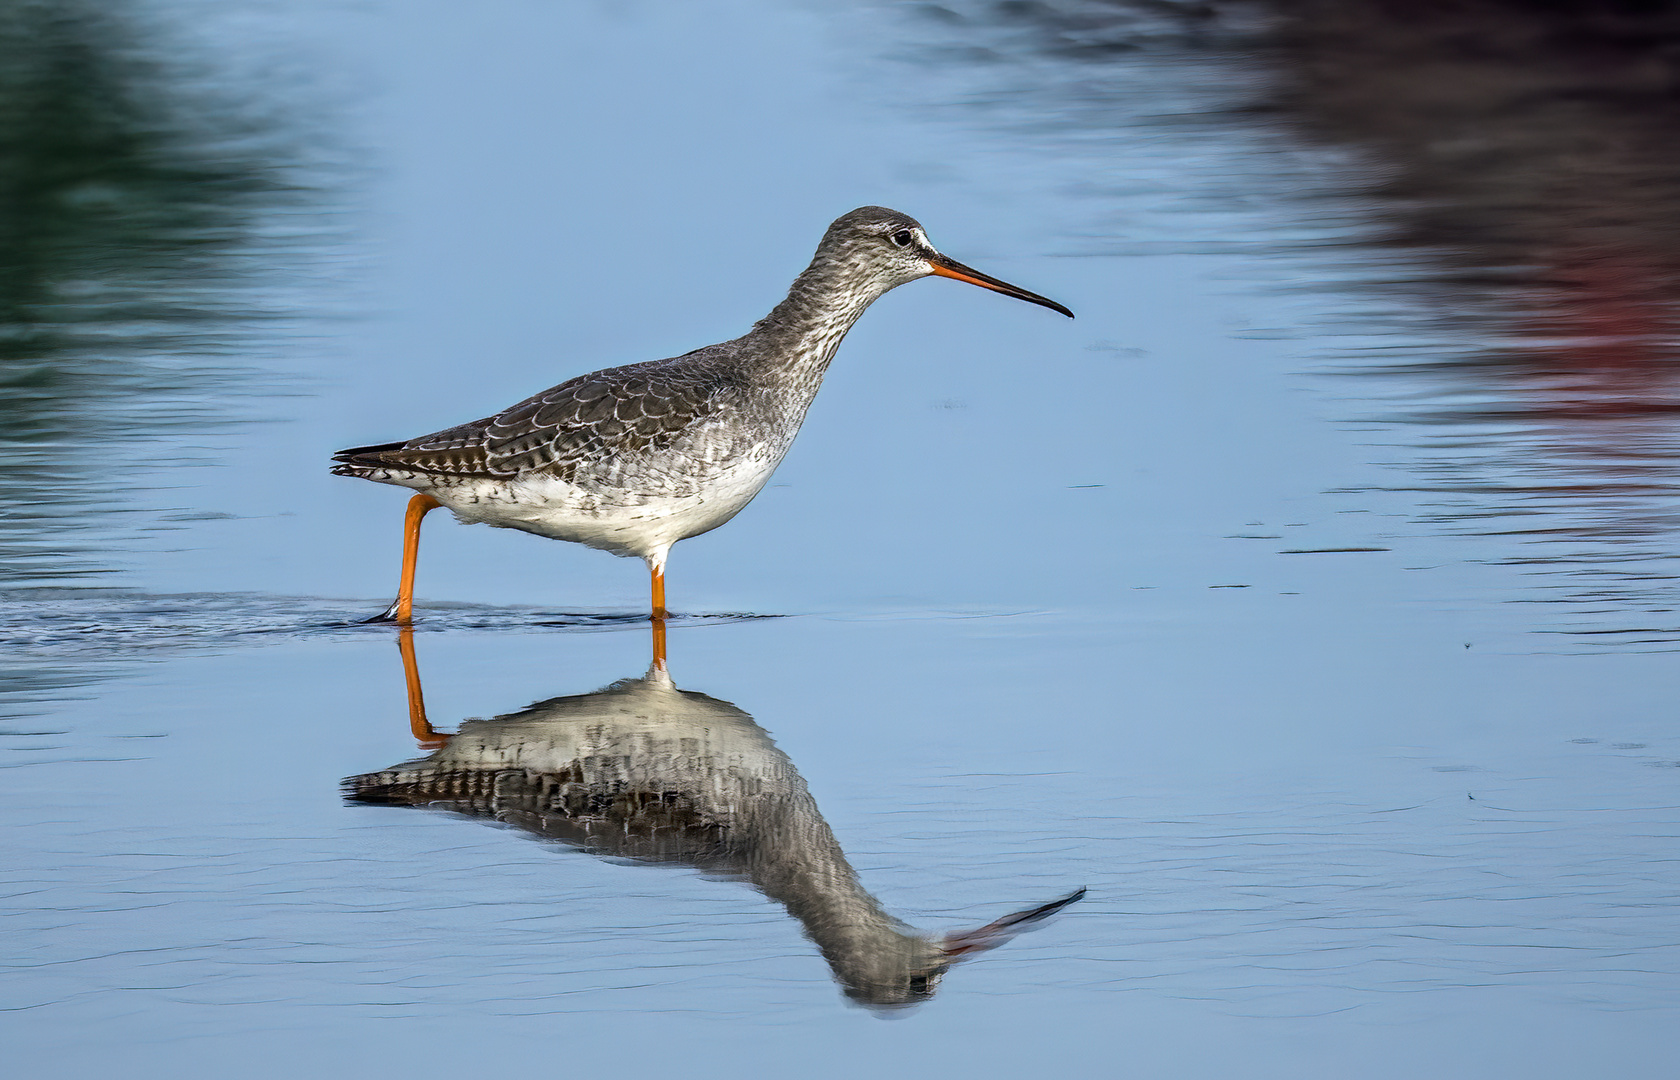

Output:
xmin=333 ymin=357 xmax=740 ymax=483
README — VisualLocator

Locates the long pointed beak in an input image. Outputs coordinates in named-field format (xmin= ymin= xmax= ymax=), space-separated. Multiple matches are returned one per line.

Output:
xmin=940 ymin=886 xmax=1087 ymax=958
xmin=926 ymin=253 xmax=1073 ymax=318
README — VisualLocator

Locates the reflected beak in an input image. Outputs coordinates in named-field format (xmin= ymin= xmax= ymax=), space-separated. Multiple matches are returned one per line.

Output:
xmin=926 ymin=253 xmax=1074 ymax=318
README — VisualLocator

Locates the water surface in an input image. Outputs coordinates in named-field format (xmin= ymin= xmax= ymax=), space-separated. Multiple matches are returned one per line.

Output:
xmin=3 ymin=2 xmax=1677 ymax=1077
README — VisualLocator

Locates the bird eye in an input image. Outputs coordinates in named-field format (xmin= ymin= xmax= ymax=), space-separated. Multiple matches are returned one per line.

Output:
xmin=891 ymin=229 xmax=914 ymax=248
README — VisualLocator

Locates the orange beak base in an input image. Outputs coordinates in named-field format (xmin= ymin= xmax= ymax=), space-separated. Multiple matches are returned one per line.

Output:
xmin=927 ymin=254 xmax=1073 ymax=318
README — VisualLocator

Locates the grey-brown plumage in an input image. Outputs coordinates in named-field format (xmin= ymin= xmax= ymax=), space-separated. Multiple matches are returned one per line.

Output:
xmin=345 ymin=667 xmax=1083 ymax=1007
xmin=332 ymin=353 xmax=748 ymax=491
xmin=331 ymin=207 xmax=1071 ymax=617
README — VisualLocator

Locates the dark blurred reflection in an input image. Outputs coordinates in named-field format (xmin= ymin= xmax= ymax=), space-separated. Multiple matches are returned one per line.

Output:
xmin=1262 ymin=0 xmax=1680 ymax=642
xmin=909 ymin=0 xmax=1680 ymax=642
xmin=1265 ymin=1 xmax=1680 ymax=272
xmin=345 ymin=631 xmax=1082 ymax=1009
xmin=0 ymin=0 xmax=301 ymax=588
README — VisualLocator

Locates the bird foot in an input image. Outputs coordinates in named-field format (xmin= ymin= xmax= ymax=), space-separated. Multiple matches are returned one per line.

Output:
xmin=363 ymin=599 xmax=404 ymax=624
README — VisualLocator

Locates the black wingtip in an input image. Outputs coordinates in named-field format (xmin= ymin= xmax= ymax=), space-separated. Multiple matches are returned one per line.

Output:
xmin=332 ymin=440 xmax=407 ymax=466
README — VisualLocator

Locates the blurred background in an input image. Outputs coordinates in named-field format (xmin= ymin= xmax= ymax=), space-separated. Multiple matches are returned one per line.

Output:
xmin=3 ymin=2 xmax=1677 ymax=1077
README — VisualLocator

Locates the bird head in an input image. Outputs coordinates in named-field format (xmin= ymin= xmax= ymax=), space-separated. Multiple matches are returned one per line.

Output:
xmin=822 ymin=206 xmax=1074 ymax=318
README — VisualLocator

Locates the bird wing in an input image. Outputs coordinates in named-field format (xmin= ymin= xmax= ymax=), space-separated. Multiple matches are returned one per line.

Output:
xmin=331 ymin=358 xmax=736 ymax=482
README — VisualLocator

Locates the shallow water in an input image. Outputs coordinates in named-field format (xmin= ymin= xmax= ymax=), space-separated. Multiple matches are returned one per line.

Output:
xmin=3 ymin=1 xmax=1678 ymax=1076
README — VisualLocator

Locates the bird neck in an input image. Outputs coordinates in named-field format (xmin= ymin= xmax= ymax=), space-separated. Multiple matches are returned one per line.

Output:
xmin=744 ymin=255 xmax=895 ymax=390
xmin=742 ymin=789 xmax=942 ymax=1004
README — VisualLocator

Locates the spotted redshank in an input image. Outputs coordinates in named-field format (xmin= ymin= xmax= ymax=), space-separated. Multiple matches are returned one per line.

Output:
xmin=332 ymin=206 xmax=1071 ymax=626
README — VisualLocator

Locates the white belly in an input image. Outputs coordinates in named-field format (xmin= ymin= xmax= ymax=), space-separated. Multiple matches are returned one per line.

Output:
xmin=429 ymin=453 xmax=779 ymax=560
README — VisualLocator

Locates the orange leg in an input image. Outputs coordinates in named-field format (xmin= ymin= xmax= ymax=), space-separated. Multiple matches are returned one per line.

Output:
xmin=397 ymin=626 xmax=451 ymax=749
xmin=371 ymin=493 xmax=441 ymax=623
xmin=644 ymin=549 xmax=671 ymax=670
xmin=650 ymin=560 xmax=667 ymax=621
xmin=651 ymin=615 xmax=668 ymax=673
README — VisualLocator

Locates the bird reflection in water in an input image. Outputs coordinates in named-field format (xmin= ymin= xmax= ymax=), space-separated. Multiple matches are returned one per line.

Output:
xmin=345 ymin=621 xmax=1083 ymax=1008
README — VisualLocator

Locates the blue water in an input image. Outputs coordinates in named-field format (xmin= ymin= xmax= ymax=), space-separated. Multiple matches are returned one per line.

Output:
xmin=3 ymin=2 xmax=1677 ymax=1077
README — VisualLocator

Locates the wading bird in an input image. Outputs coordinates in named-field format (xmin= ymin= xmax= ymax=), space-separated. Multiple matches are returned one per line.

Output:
xmin=332 ymin=206 xmax=1071 ymax=624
